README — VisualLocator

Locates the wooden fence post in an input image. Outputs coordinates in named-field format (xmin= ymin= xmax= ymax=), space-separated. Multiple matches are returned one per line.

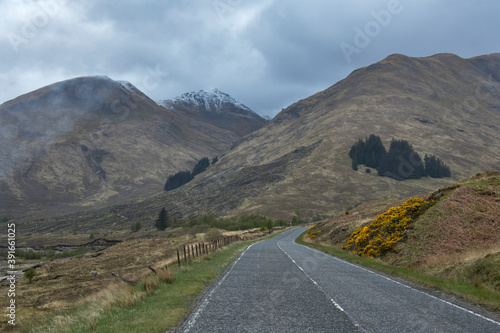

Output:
xmin=177 ymin=249 xmax=181 ymax=267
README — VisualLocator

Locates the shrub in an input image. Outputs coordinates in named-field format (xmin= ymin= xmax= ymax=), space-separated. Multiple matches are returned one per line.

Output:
xmin=343 ymin=198 xmax=434 ymax=257
xmin=205 ymin=229 xmax=223 ymax=243
xmin=23 ymin=250 xmax=42 ymax=260
xmin=141 ymin=275 xmax=159 ymax=295
xmin=25 ymin=268 xmax=36 ymax=283
xmin=189 ymin=223 xmax=210 ymax=236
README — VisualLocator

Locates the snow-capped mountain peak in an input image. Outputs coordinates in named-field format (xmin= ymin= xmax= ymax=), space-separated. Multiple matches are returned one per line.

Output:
xmin=157 ymin=88 xmax=256 ymax=116
xmin=156 ymin=88 xmax=268 ymax=136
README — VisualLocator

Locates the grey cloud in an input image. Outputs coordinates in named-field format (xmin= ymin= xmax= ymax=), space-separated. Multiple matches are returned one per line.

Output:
xmin=1 ymin=0 xmax=499 ymax=117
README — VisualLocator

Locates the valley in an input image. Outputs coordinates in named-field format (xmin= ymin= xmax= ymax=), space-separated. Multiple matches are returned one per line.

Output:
xmin=1 ymin=52 xmax=500 ymax=332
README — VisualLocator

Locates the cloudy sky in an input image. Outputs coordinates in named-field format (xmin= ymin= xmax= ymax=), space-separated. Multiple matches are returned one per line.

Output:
xmin=1 ymin=0 xmax=499 ymax=118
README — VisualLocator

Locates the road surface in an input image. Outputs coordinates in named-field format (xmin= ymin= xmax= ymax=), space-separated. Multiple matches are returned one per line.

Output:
xmin=178 ymin=228 xmax=500 ymax=332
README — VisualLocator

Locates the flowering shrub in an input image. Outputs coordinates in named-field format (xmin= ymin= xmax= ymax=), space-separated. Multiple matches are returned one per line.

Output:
xmin=305 ymin=225 xmax=321 ymax=239
xmin=343 ymin=198 xmax=433 ymax=257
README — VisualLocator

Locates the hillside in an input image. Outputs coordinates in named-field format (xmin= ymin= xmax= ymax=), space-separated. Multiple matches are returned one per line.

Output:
xmin=305 ymin=171 xmax=500 ymax=294
xmin=146 ymin=53 xmax=500 ymax=220
xmin=0 ymin=77 xmax=265 ymax=218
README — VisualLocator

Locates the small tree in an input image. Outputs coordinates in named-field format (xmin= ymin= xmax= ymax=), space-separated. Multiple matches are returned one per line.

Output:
xmin=25 ymin=268 xmax=36 ymax=284
xmin=155 ymin=208 xmax=169 ymax=231
xmin=266 ymin=220 xmax=274 ymax=233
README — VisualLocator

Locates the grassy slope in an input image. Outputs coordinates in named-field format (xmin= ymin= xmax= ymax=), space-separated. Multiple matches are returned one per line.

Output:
xmin=301 ymin=171 xmax=500 ymax=311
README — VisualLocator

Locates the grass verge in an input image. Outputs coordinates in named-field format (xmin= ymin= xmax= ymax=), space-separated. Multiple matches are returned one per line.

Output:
xmin=20 ymin=229 xmax=290 ymax=332
xmin=296 ymin=231 xmax=500 ymax=312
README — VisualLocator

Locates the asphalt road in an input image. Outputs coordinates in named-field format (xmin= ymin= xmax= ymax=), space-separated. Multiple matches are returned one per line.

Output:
xmin=178 ymin=228 xmax=500 ymax=332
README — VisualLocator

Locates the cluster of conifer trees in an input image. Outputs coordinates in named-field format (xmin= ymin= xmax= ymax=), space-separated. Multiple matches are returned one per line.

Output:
xmin=349 ymin=134 xmax=451 ymax=180
xmin=164 ymin=156 xmax=218 ymax=191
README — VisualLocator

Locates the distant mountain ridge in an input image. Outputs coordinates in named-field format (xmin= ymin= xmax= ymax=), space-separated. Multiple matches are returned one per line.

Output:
xmin=157 ymin=89 xmax=268 ymax=137
xmin=0 ymin=76 xmax=266 ymax=218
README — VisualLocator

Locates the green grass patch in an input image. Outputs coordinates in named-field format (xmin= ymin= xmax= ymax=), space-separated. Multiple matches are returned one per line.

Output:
xmin=297 ymin=231 xmax=500 ymax=311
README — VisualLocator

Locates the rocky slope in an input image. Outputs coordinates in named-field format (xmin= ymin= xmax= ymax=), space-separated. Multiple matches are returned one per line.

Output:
xmin=0 ymin=76 xmax=265 ymax=218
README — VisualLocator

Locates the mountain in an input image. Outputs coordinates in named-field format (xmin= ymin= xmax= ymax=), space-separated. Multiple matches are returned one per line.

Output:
xmin=8 ymin=53 xmax=500 ymax=232
xmin=118 ymin=52 xmax=499 ymax=223
xmin=157 ymin=88 xmax=267 ymax=137
xmin=0 ymin=76 xmax=265 ymax=218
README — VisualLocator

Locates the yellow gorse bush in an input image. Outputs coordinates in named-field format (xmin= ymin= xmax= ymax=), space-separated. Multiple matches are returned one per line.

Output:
xmin=343 ymin=198 xmax=433 ymax=257
xmin=306 ymin=225 xmax=322 ymax=239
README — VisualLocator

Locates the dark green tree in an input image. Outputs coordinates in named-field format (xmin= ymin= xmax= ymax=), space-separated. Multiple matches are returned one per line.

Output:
xmin=211 ymin=156 xmax=219 ymax=165
xmin=164 ymin=170 xmax=193 ymax=191
xmin=424 ymin=155 xmax=451 ymax=178
xmin=363 ymin=134 xmax=387 ymax=168
xmin=351 ymin=158 xmax=359 ymax=171
xmin=349 ymin=134 xmax=386 ymax=170
xmin=378 ymin=139 xmax=425 ymax=180
xmin=349 ymin=139 xmax=366 ymax=168
xmin=192 ymin=157 xmax=210 ymax=177
xmin=155 ymin=208 xmax=169 ymax=231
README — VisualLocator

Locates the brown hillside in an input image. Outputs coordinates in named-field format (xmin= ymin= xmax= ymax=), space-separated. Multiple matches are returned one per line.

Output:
xmin=0 ymin=76 xmax=265 ymax=218
xmin=159 ymin=53 xmax=500 ymax=219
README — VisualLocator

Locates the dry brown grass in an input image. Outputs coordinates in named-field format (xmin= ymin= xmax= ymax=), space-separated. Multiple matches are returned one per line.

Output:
xmin=0 ymin=232 xmax=190 ymax=331
xmin=156 ymin=268 xmax=175 ymax=284
xmin=419 ymin=185 xmax=500 ymax=259
xmin=421 ymin=243 xmax=500 ymax=272
xmin=141 ymin=274 xmax=159 ymax=295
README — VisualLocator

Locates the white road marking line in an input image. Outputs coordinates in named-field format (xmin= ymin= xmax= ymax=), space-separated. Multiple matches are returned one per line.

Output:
xmin=293 ymin=239 xmax=500 ymax=327
xmin=277 ymin=241 xmax=365 ymax=332
xmin=182 ymin=243 xmax=257 ymax=332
